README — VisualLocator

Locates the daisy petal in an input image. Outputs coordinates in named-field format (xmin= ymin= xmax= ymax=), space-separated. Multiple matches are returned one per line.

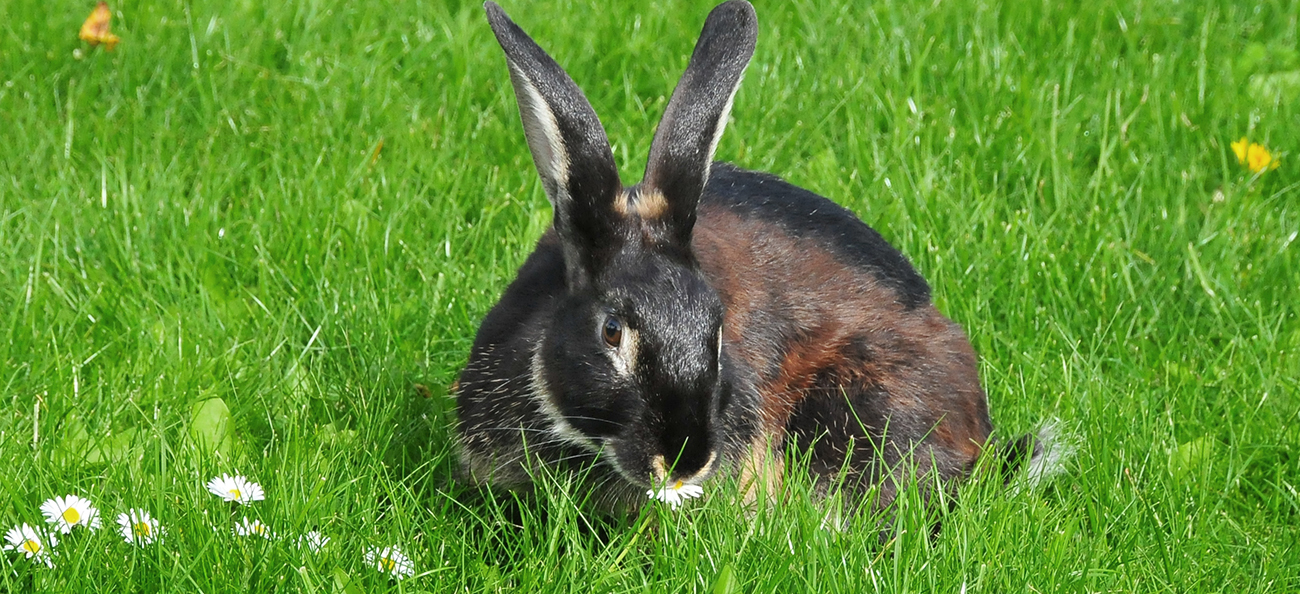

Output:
xmin=365 ymin=545 xmax=415 ymax=579
xmin=116 ymin=509 xmax=164 ymax=545
xmin=648 ymin=481 xmax=705 ymax=509
xmin=4 ymin=523 xmax=57 ymax=567
xmin=206 ymin=474 xmax=266 ymax=505
xmin=233 ymin=517 xmax=275 ymax=540
xmin=39 ymin=495 xmax=101 ymax=533
xmin=297 ymin=530 xmax=330 ymax=553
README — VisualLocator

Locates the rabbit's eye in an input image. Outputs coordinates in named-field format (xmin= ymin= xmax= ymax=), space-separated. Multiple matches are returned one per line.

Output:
xmin=602 ymin=316 xmax=623 ymax=348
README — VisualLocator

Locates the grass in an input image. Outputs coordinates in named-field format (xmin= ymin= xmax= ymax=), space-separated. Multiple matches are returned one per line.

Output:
xmin=1 ymin=0 xmax=1297 ymax=591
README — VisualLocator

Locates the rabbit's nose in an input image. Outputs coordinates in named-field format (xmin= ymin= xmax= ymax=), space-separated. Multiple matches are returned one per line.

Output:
xmin=651 ymin=450 xmax=719 ymax=484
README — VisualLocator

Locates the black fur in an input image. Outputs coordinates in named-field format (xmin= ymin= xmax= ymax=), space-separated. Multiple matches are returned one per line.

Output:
xmin=484 ymin=1 xmax=623 ymax=286
xmin=644 ymin=0 xmax=757 ymax=248
xmin=456 ymin=232 xmax=566 ymax=483
xmin=456 ymin=228 xmax=759 ymax=492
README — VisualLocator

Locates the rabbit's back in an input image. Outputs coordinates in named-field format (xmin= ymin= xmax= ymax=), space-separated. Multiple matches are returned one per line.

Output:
xmin=695 ymin=163 xmax=992 ymax=500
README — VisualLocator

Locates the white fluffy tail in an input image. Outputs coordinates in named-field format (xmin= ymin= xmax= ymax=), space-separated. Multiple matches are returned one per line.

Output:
xmin=1013 ymin=418 xmax=1078 ymax=491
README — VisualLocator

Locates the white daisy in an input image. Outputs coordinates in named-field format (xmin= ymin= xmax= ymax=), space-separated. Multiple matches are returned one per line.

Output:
xmin=233 ymin=517 xmax=275 ymax=539
xmin=3 ymin=523 xmax=57 ymax=567
xmin=296 ymin=530 xmax=329 ymax=553
xmin=647 ymin=480 xmax=705 ymax=509
xmin=364 ymin=545 xmax=414 ymax=579
xmin=40 ymin=494 xmax=102 ymax=533
xmin=206 ymin=474 xmax=265 ymax=505
xmin=116 ymin=509 xmax=164 ymax=545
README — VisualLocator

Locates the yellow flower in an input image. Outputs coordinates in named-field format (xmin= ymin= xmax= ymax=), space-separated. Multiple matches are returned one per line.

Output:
xmin=79 ymin=2 xmax=121 ymax=51
xmin=1231 ymin=138 xmax=1279 ymax=173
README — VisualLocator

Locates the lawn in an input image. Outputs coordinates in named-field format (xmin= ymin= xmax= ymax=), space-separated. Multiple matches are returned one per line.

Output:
xmin=1 ymin=0 xmax=1297 ymax=591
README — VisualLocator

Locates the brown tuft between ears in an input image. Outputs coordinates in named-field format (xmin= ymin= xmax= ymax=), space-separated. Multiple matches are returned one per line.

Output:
xmin=614 ymin=188 xmax=669 ymax=220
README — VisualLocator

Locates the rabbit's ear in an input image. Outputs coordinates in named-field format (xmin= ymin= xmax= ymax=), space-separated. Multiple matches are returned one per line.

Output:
xmin=642 ymin=0 xmax=757 ymax=246
xmin=485 ymin=2 xmax=623 ymax=285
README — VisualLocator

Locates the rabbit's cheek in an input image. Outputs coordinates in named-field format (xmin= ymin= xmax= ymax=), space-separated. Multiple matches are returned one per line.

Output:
xmin=530 ymin=347 xmax=616 ymax=451
xmin=592 ymin=435 xmax=649 ymax=487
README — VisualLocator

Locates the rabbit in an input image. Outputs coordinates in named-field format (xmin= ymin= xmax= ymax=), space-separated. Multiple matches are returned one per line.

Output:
xmin=456 ymin=0 xmax=1067 ymax=514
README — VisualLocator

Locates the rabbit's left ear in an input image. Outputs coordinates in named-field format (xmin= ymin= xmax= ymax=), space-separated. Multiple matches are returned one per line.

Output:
xmin=485 ymin=1 xmax=624 ymax=287
xmin=642 ymin=0 xmax=757 ymax=246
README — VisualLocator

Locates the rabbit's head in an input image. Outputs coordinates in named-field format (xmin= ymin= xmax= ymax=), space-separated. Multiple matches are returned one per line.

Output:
xmin=485 ymin=1 xmax=758 ymax=488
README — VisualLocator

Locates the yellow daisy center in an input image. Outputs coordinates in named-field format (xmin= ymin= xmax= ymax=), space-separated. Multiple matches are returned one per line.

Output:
xmin=673 ymin=480 xmax=683 ymax=490
xmin=135 ymin=521 xmax=152 ymax=536
xmin=228 ymin=488 xmax=242 ymax=499
xmin=62 ymin=507 xmax=82 ymax=524
xmin=380 ymin=557 xmax=397 ymax=572
xmin=253 ymin=523 xmax=266 ymax=535
xmin=22 ymin=540 xmax=41 ymax=554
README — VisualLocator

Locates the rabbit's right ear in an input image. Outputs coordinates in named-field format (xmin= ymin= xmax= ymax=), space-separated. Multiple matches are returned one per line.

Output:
xmin=643 ymin=0 xmax=757 ymax=248
xmin=485 ymin=2 xmax=623 ymax=287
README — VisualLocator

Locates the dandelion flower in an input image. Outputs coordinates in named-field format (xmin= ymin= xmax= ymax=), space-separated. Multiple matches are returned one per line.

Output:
xmin=233 ymin=517 xmax=274 ymax=540
xmin=647 ymin=480 xmax=705 ymax=509
xmin=40 ymin=494 xmax=102 ymax=533
xmin=297 ymin=530 xmax=330 ymax=553
xmin=116 ymin=509 xmax=164 ymax=545
xmin=206 ymin=474 xmax=265 ymax=505
xmin=365 ymin=545 xmax=415 ymax=579
xmin=78 ymin=1 xmax=121 ymax=51
xmin=1232 ymin=137 xmax=1279 ymax=173
xmin=4 ymin=524 xmax=57 ymax=567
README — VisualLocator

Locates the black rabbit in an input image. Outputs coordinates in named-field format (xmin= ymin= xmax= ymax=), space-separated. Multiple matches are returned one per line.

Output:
xmin=456 ymin=0 xmax=1065 ymax=514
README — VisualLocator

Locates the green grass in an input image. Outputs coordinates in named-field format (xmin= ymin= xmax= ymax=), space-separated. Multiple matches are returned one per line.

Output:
xmin=2 ymin=0 xmax=1298 ymax=591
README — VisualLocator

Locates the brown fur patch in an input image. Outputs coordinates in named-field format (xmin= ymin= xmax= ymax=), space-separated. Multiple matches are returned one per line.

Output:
xmin=738 ymin=436 xmax=783 ymax=505
xmin=614 ymin=188 xmax=669 ymax=220
xmin=692 ymin=204 xmax=992 ymax=493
